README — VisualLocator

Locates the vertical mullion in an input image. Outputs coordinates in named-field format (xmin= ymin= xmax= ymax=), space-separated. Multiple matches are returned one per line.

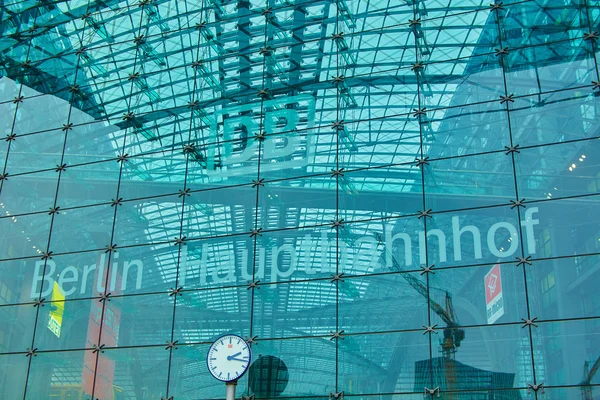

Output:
xmin=492 ymin=2 xmax=539 ymax=397
xmin=408 ymin=0 xmax=435 ymax=396
xmin=89 ymin=3 xmax=147 ymax=398
xmin=21 ymin=3 xmax=91 ymax=398
xmin=163 ymin=1 xmax=208 ymax=397
xmin=333 ymin=0 xmax=341 ymax=395
xmin=246 ymin=0 xmax=272 ymax=391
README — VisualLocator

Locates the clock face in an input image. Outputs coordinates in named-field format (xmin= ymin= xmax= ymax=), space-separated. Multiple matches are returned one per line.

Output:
xmin=207 ymin=334 xmax=252 ymax=382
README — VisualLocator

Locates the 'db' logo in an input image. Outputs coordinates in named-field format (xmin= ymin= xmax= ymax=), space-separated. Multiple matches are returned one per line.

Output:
xmin=206 ymin=94 xmax=316 ymax=177
xmin=487 ymin=273 xmax=498 ymax=296
xmin=484 ymin=264 xmax=503 ymax=304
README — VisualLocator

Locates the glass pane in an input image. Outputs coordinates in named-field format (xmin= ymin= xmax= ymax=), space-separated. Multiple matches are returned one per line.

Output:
xmin=339 ymin=273 xmax=429 ymax=333
xmin=431 ymin=324 xmax=533 ymax=392
xmin=527 ymin=256 xmax=600 ymax=322
xmin=0 ymin=212 xmax=52 ymax=259
xmin=0 ymin=171 xmax=57 ymax=215
xmin=253 ymin=279 xmax=335 ymax=339
xmin=339 ymin=331 xmax=430 ymax=395
xmin=25 ymin=350 xmax=89 ymax=400
xmin=511 ymin=89 xmax=600 ymax=147
xmin=0 ymin=303 xmax=36 ymax=353
xmin=33 ymin=298 xmax=97 ymax=352
xmin=49 ymin=204 xmax=114 ymax=253
xmin=174 ymin=286 xmax=251 ymax=344
xmin=0 ymin=353 xmax=29 ymax=398
xmin=56 ymin=162 xmax=121 ymax=207
xmin=429 ymin=263 xmax=528 ymax=327
xmin=532 ymin=319 xmax=600 ymax=388
xmin=426 ymin=206 xmax=523 ymax=269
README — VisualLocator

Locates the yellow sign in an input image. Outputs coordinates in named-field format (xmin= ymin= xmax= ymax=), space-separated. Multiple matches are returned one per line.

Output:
xmin=47 ymin=282 xmax=65 ymax=338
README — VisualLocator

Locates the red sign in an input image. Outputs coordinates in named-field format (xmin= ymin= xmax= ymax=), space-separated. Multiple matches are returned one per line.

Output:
xmin=82 ymin=254 xmax=121 ymax=399
xmin=485 ymin=264 xmax=502 ymax=303
xmin=484 ymin=264 xmax=504 ymax=324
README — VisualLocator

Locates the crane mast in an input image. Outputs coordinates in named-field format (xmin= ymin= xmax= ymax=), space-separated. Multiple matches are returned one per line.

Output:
xmin=582 ymin=356 xmax=600 ymax=400
xmin=383 ymin=245 xmax=465 ymax=398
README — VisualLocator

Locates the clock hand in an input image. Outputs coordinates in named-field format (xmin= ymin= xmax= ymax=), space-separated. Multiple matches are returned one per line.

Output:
xmin=229 ymin=357 xmax=248 ymax=362
xmin=227 ymin=352 xmax=242 ymax=361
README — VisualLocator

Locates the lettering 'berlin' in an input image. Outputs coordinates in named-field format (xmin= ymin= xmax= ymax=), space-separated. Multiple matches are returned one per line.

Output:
xmin=30 ymin=252 xmax=143 ymax=298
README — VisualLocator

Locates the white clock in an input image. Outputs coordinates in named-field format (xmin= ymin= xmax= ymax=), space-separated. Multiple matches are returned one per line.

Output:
xmin=207 ymin=334 xmax=252 ymax=382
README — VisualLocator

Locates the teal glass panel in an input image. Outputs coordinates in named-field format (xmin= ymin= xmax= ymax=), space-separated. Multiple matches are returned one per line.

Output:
xmin=339 ymin=331 xmax=430 ymax=395
xmin=100 ymin=244 xmax=179 ymax=295
xmin=527 ymin=198 xmax=600 ymax=260
xmin=431 ymin=324 xmax=533 ymax=392
xmin=49 ymin=204 xmax=114 ymax=253
xmin=237 ymin=226 xmax=340 ymax=284
xmin=425 ymin=206 xmax=523 ymax=269
xmin=173 ymin=286 xmax=251 ymax=344
xmin=424 ymin=151 xmax=516 ymax=210
xmin=96 ymin=346 xmax=171 ymax=399
xmin=336 ymin=177 xmax=418 ymax=221
xmin=0 ymin=303 xmax=36 ymax=353
xmin=532 ymin=320 xmax=600 ymax=388
xmin=339 ymin=273 xmax=429 ymax=333
xmin=253 ymin=279 xmax=336 ymax=339
xmin=0 ymin=258 xmax=39 ymax=305
xmin=5 ymin=129 xmax=66 ymax=175
xmin=258 ymin=178 xmax=337 ymax=230
xmin=426 ymin=104 xmax=511 ymax=158
xmin=515 ymin=140 xmax=600 ymax=202
xmin=0 ymin=171 xmax=57 ymax=215
xmin=505 ymin=47 xmax=596 ymax=95
xmin=543 ymin=387 xmax=599 ymax=400
xmin=334 ymin=167 xmax=422 ymax=219
xmin=32 ymin=298 xmax=98 ymax=351
xmin=0 ymin=79 xmax=20 ymax=103
xmin=108 ymin=293 xmax=174 ymax=347
xmin=246 ymin=337 xmax=336 ymax=397
xmin=176 ymin=235 xmax=254 ymax=289
xmin=501 ymin=2 xmax=588 ymax=50
xmin=526 ymin=256 xmax=600 ymax=321
xmin=0 ymin=353 xmax=28 ymax=398
xmin=510 ymin=88 xmax=600 ymax=147
xmin=0 ymin=211 xmax=52 ymax=260
xmin=180 ymin=186 xmax=257 ymax=239
xmin=63 ymin=122 xmax=126 ymax=166
xmin=429 ymin=263 xmax=528 ymax=327
xmin=24 ymin=350 xmax=89 ymax=399
xmin=112 ymin=194 xmax=183 ymax=247
xmin=56 ymin=162 xmax=121 ymax=207
xmin=64 ymin=121 xmax=123 ymax=166
xmin=10 ymin=92 xmax=71 ymax=137
xmin=25 ymin=247 xmax=176 ymax=300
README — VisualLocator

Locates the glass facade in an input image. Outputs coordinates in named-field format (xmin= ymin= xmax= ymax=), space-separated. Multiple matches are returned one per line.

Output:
xmin=0 ymin=0 xmax=599 ymax=398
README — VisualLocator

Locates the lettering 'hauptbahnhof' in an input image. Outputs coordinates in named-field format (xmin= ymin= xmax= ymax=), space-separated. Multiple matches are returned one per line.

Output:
xmin=1 ymin=0 xmax=600 ymax=399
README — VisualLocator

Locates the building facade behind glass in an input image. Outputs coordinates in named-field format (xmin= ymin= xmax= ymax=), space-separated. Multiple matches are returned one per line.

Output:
xmin=0 ymin=0 xmax=599 ymax=398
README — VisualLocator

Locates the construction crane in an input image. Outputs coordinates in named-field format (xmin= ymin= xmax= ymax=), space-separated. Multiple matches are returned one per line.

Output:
xmin=582 ymin=356 xmax=600 ymax=400
xmin=370 ymin=234 xmax=466 ymax=354
xmin=374 ymin=235 xmax=465 ymax=398
xmin=336 ymin=227 xmax=467 ymax=396
xmin=341 ymin=229 xmax=465 ymax=390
